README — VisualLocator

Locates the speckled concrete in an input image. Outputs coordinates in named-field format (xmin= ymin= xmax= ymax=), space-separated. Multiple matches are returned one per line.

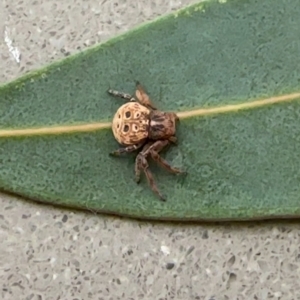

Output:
xmin=1 ymin=0 xmax=300 ymax=299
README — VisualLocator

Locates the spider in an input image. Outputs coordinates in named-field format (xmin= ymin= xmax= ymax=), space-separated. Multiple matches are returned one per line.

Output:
xmin=107 ymin=81 xmax=186 ymax=201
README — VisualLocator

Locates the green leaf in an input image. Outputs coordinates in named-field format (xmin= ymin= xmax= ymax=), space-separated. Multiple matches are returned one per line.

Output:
xmin=1 ymin=0 xmax=300 ymax=221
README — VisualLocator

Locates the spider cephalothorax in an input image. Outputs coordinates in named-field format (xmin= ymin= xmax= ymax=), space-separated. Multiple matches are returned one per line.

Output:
xmin=108 ymin=81 xmax=186 ymax=201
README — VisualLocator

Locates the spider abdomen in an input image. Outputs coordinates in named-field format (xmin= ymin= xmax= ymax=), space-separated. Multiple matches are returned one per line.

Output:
xmin=112 ymin=102 xmax=150 ymax=146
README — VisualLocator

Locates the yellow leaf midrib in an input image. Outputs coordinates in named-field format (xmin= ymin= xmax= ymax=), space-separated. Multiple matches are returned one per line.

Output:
xmin=0 ymin=92 xmax=299 ymax=138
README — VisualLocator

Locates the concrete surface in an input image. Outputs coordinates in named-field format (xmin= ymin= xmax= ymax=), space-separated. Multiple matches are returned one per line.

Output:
xmin=1 ymin=0 xmax=300 ymax=299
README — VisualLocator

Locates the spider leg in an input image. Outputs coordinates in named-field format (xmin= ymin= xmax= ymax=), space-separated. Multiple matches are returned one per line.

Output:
xmin=168 ymin=136 xmax=178 ymax=145
xmin=135 ymin=81 xmax=157 ymax=110
xmin=135 ymin=144 xmax=166 ymax=201
xmin=107 ymin=88 xmax=136 ymax=102
xmin=135 ymin=142 xmax=153 ymax=183
xmin=110 ymin=142 xmax=144 ymax=156
xmin=149 ymin=140 xmax=186 ymax=175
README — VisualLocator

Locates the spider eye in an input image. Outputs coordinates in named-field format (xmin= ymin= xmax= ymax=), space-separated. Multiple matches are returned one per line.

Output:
xmin=135 ymin=112 xmax=140 ymax=118
xmin=125 ymin=111 xmax=131 ymax=118
xmin=118 ymin=114 xmax=121 ymax=119
xmin=134 ymin=125 xmax=138 ymax=131
xmin=123 ymin=125 xmax=129 ymax=132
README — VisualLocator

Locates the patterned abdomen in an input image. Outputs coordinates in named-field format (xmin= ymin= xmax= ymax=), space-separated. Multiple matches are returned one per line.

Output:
xmin=112 ymin=102 xmax=150 ymax=145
